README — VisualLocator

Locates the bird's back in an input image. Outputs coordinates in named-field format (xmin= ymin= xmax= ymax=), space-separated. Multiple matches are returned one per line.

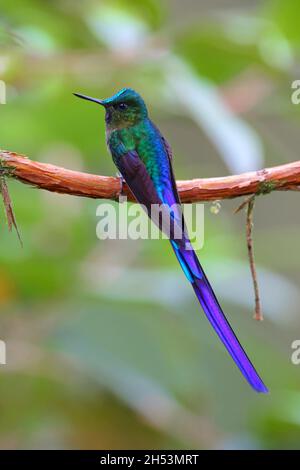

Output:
xmin=108 ymin=118 xmax=174 ymax=202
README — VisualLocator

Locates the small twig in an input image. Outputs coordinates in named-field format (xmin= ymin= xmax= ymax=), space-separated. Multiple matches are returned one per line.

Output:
xmin=0 ymin=176 xmax=23 ymax=246
xmin=246 ymin=197 xmax=262 ymax=321
xmin=234 ymin=194 xmax=255 ymax=214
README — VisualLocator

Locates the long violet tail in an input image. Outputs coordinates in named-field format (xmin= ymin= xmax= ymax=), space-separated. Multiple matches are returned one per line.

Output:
xmin=173 ymin=243 xmax=268 ymax=393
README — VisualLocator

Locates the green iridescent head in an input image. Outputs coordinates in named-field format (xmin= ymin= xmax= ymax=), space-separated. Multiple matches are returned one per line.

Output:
xmin=74 ymin=88 xmax=148 ymax=129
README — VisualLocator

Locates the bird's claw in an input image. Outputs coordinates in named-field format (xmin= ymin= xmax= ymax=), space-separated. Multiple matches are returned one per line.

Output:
xmin=116 ymin=172 xmax=125 ymax=198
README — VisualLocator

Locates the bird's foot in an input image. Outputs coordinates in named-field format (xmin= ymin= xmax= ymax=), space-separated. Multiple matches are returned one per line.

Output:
xmin=116 ymin=172 xmax=126 ymax=199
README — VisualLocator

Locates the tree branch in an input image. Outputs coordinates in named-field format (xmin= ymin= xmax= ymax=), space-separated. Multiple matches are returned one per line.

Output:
xmin=1 ymin=149 xmax=300 ymax=202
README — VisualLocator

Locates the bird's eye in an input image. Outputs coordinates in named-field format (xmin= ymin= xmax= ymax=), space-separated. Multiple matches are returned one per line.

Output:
xmin=116 ymin=103 xmax=128 ymax=111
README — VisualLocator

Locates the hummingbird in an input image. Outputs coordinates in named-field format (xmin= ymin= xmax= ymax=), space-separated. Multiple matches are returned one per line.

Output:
xmin=74 ymin=88 xmax=268 ymax=393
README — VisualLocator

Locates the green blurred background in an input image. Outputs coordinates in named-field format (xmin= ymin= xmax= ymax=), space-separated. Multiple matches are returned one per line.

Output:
xmin=0 ymin=0 xmax=300 ymax=449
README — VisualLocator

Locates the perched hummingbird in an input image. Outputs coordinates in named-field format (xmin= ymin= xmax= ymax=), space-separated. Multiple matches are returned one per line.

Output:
xmin=74 ymin=88 xmax=268 ymax=393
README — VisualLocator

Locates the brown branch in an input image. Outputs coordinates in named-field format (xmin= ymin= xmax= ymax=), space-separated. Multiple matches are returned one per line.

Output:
xmin=1 ymin=150 xmax=300 ymax=202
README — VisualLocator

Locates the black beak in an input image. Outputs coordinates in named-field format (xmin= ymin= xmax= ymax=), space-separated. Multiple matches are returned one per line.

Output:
xmin=73 ymin=93 xmax=104 ymax=106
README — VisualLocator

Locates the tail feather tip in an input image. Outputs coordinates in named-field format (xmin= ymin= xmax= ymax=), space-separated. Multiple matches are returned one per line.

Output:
xmin=252 ymin=379 xmax=269 ymax=394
